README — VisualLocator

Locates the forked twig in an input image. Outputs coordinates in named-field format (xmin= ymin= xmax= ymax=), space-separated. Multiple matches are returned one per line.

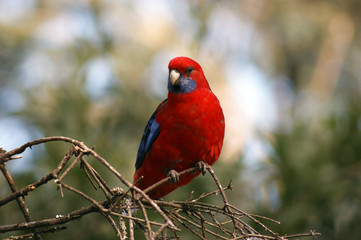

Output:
xmin=0 ymin=137 xmax=320 ymax=240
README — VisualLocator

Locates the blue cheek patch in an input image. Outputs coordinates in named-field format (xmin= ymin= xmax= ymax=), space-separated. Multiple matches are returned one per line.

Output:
xmin=168 ymin=75 xmax=197 ymax=94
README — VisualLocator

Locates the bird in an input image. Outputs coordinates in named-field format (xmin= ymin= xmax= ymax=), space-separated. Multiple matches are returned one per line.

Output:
xmin=133 ymin=56 xmax=225 ymax=199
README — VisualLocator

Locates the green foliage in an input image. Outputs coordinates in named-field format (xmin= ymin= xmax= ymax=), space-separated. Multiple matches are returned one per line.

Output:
xmin=1 ymin=0 xmax=361 ymax=239
xmin=254 ymin=86 xmax=361 ymax=240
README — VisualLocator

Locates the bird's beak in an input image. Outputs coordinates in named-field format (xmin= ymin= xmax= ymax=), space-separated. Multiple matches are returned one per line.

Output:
xmin=169 ymin=69 xmax=180 ymax=86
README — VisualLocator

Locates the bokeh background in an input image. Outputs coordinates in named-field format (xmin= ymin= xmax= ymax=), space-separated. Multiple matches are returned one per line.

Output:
xmin=1 ymin=0 xmax=361 ymax=239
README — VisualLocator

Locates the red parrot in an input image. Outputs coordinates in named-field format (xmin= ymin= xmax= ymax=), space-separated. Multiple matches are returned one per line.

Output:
xmin=134 ymin=56 xmax=225 ymax=199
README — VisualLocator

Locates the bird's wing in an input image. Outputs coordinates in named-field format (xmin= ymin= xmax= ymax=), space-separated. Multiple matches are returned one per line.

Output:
xmin=135 ymin=99 xmax=167 ymax=170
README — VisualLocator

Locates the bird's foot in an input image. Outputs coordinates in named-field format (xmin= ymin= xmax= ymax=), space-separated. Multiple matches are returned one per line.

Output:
xmin=195 ymin=161 xmax=208 ymax=175
xmin=167 ymin=169 xmax=180 ymax=183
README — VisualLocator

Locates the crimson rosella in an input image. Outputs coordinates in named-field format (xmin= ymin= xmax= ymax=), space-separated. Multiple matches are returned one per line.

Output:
xmin=134 ymin=56 xmax=225 ymax=199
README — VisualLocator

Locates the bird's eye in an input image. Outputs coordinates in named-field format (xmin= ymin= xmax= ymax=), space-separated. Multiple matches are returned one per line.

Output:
xmin=185 ymin=66 xmax=194 ymax=76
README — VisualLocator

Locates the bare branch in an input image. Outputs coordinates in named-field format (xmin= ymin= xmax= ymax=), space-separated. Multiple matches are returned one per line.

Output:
xmin=0 ymin=137 xmax=320 ymax=239
xmin=0 ymin=164 xmax=42 ymax=240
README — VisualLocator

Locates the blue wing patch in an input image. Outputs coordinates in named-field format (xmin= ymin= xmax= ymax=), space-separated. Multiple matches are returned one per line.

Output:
xmin=135 ymin=99 xmax=167 ymax=170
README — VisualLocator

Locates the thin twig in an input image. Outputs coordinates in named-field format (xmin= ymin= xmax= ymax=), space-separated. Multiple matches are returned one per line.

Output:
xmin=0 ymin=201 xmax=98 ymax=233
xmin=142 ymin=166 xmax=199 ymax=195
xmin=0 ymin=164 xmax=42 ymax=240
xmin=102 ymin=213 xmax=124 ymax=240
xmin=0 ymin=136 xmax=320 ymax=239
xmin=0 ymin=146 xmax=75 ymax=206
xmin=74 ymin=140 xmax=177 ymax=229
xmin=3 ymin=226 xmax=66 ymax=240
xmin=206 ymin=165 xmax=242 ymax=238
xmin=152 ymin=223 xmax=169 ymax=239
xmin=286 ymin=230 xmax=321 ymax=239
xmin=57 ymin=181 xmax=108 ymax=212
xmin=137 ymin=199 xmax=153 ymax=239
xmin=80 ymin=156 xmax=113 ymax=199
xmin=126 ymin=199 xmax=135 ymax=240
xmin=57 ymin=153 xmax=81 ymax=182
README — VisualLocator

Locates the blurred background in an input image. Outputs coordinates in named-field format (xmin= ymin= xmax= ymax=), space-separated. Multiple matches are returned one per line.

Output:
xmin=1 ymin=0 xmax=361 ymax=239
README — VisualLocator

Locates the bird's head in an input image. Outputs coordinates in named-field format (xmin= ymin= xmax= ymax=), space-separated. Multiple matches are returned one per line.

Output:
xmin=167 ymin=57 xmax=210 ymax=94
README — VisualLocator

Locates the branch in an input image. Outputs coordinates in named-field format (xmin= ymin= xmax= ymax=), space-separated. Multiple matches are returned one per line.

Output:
xmin=0 ymin=137 xmax=320 ymax=239
xmin=0 ymin=146 xmax=75 ymax=207
xmin=0 ymin=202 xmax=98 ymax=233
xmin=0 ymin=164 xmax=42 ymax=240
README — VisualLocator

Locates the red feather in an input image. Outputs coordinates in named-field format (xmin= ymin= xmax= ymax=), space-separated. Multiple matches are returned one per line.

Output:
xmin=134 ymin=57 xmax=225 ymax=199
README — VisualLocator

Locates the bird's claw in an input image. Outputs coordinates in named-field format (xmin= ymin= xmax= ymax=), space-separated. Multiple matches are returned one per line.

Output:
xmin=167 ymin=169 xmax=180 ymax=183
xmin=195 ymin=161 xmax=208 ymax=175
